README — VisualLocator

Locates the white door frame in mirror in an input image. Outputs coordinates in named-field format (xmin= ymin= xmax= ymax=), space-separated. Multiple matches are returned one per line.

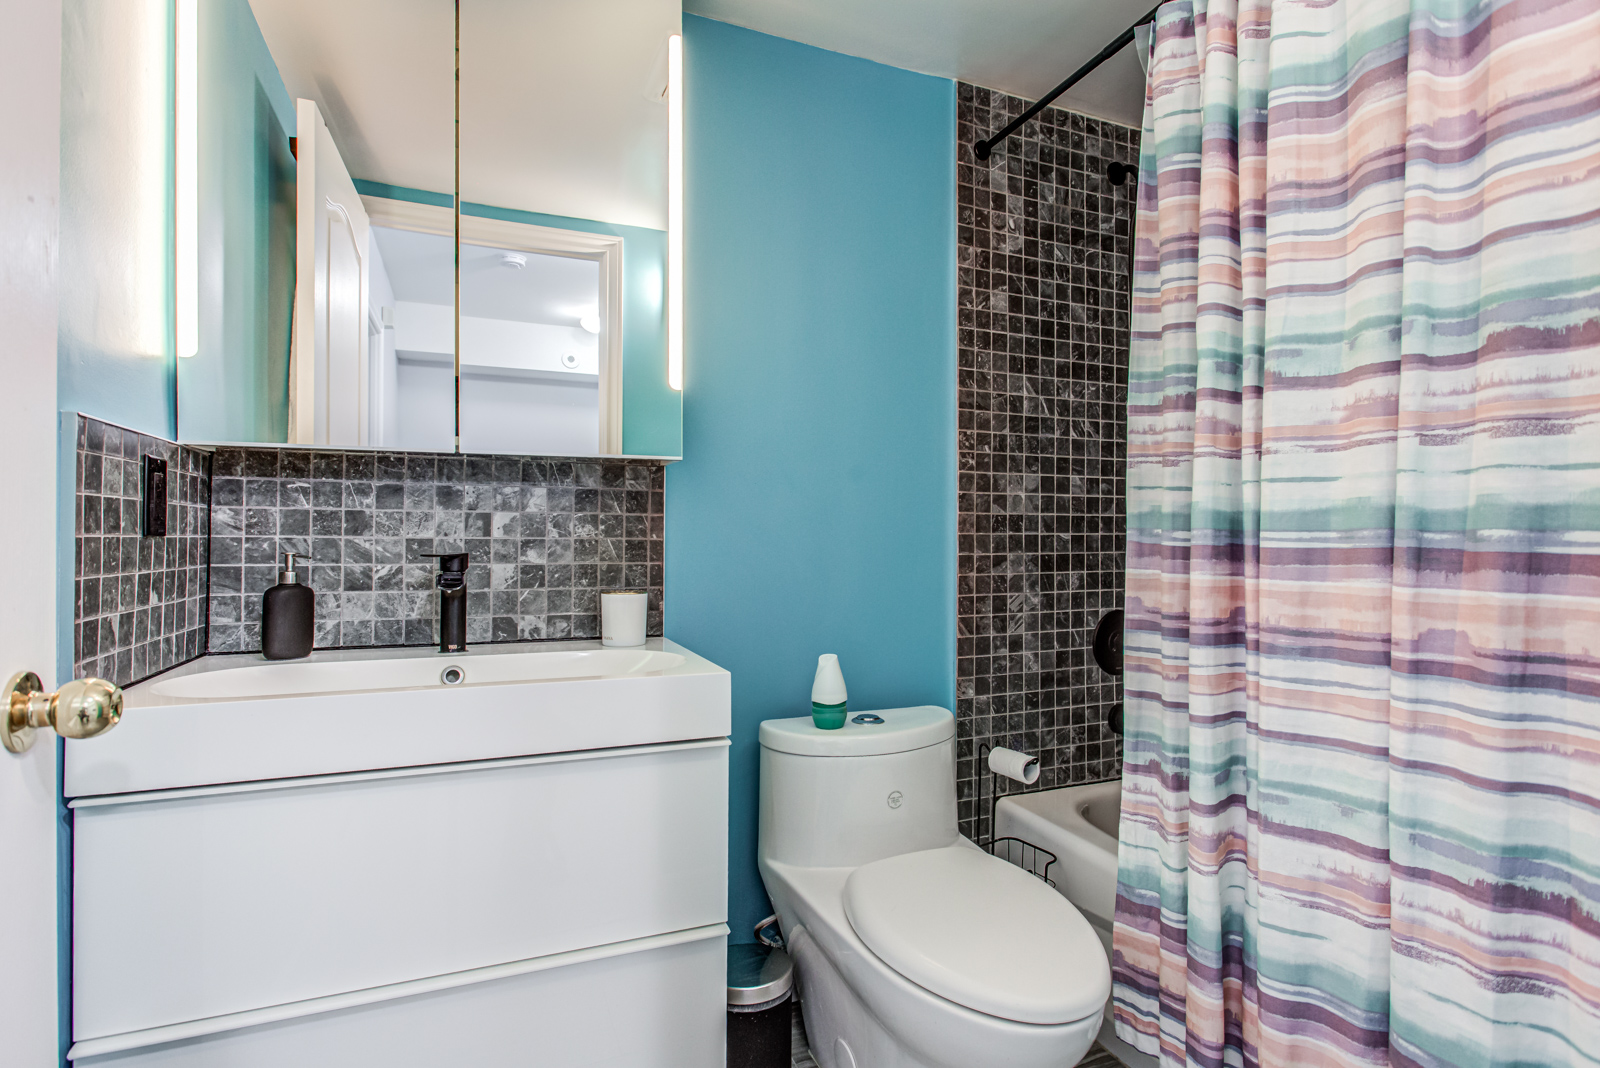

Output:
xmin=292 ymin=100 xmax=372 ymax=449
xmin=362 ymin=195 xmax=625 ymax=456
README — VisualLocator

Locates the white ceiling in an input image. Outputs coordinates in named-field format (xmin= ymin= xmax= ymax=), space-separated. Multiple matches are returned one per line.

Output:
xmin=249 ymin=0 xmax=454 ymax=197
xmin=372 ymin=226 xmax=600 ymax=326
xmin=684 ymin=0 xmax=1151 ymax=128
xmin=249 ymin=0 xmax=678 ymax=230
xmin=248 ymin=0 xmax=1146 ymax=237
xmin=459 ymin=1 xmax=678 ymax=229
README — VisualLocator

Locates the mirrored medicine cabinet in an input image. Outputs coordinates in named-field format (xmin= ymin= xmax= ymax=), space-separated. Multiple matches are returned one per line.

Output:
xmin=175 ymin=0 xmax=683 ymax=458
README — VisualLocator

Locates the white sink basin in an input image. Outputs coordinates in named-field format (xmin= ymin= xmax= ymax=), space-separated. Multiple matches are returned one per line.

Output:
xmin=65 ymin=639 xmax=729 ymax=799
xmin=148 ymin=647 xmax=687 ymax=701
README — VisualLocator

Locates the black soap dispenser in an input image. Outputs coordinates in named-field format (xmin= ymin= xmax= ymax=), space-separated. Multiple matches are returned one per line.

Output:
xmin=262 ymin=551 xmax=314 ymax=660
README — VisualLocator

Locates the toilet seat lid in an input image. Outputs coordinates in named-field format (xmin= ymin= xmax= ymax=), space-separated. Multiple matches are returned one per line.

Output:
xmin=843 ymin=846 xmax=1109 ymax=1025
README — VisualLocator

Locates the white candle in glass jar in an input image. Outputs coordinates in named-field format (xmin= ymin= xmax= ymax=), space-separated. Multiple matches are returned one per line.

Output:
xmin=600 ymin=591 xmax=648 ymax=647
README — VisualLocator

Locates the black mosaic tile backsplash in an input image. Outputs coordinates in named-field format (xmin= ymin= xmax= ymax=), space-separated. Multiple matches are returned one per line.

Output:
xmin=74 ymin=416 xmax=211 ymax=687
xmin=206 ymin=449 xmax=665 ymax=653
xmin=955 ymin=84 xmax=1135 ymax=840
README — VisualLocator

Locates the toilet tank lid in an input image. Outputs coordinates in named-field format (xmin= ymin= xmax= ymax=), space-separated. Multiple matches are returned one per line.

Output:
xmin=759 ymin=706 xmax=953 ymax=756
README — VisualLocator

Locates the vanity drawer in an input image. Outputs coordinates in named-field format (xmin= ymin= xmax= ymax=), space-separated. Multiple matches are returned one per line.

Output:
xmin=72 ymin=739 xmax=729 ymax=1043
xmin=71 ymin=929 xmax=726 ymax=1067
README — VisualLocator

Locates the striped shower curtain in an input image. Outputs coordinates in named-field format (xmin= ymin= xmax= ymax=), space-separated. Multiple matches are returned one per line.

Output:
xmin=1111 ymin=1 xmax=1600 ymax=1066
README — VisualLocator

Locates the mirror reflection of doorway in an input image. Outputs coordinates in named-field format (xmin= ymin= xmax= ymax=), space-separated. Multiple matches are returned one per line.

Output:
xmin=324 ymin=203 xmax=367 ymax=446
xmin=367 ymin=227 xmax=606 ymax=456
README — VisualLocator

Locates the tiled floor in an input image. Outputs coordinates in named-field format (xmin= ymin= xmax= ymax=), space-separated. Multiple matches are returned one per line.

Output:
xmin=1079 ymin=1042 xmax=1124 ymax=1068
xmin=791 ymin=1000 xmax=1123 ymax=1067
xmin=790 ymin=1000 xmax=818 ymax=1066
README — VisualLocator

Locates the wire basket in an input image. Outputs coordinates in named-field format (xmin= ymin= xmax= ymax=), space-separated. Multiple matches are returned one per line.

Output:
xmin=987 ymin=835 xmax=1058 ymax=887
xmin=974 ymin=741 xmax=1059 ymax=887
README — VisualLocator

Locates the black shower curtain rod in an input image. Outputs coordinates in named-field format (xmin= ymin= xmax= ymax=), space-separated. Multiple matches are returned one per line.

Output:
xmin=973 ymin=2 xmax=1161 ymax=161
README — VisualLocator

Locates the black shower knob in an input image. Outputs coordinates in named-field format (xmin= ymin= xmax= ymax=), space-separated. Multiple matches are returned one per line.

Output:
xmin=1093 ymin=608 xmax=1124 ymax=676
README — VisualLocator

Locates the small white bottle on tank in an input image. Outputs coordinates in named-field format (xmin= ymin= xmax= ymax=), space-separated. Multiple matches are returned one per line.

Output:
xmin=811 ymin=653 xmax=848 ymax=730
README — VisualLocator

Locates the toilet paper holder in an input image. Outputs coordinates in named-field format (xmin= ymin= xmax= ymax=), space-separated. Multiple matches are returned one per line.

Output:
xmin=976 ymin=742 xmax=1058 ymax=887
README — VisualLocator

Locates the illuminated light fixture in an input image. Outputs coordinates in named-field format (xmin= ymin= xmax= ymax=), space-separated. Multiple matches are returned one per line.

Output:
xmin=667 ymin=32 xmax=683 ymax=391
xmin=175 ymin=0 xmax=198 ymax=358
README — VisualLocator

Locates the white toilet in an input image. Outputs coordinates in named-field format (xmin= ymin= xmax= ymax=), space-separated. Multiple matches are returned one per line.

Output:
xmin=758 ymin=706 xmax=1110 ymax=1068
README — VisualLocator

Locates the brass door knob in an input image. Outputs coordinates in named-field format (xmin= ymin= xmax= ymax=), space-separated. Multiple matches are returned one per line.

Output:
xmin=2 ymin=672 xmax=123 ymax=754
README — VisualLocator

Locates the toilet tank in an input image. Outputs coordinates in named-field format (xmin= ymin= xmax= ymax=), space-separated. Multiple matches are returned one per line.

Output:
xmin=758 ymin=706 xmax=957 ymax=870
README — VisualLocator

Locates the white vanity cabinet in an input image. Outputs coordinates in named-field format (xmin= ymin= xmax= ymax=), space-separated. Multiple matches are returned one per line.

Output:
xmin=65 ymin=640 xmax=730 ymax=1067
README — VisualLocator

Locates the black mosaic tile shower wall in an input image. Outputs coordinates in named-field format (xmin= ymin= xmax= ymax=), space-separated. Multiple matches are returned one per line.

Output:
xmin=955 ymin=84 xmax=1136 ymax=841
xmin=74 ymin=416 xmax=211 ymax=686
xmin=206 ymin=449 xmax=665 ymax=653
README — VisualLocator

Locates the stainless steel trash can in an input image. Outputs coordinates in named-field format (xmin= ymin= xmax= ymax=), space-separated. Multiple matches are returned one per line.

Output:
xmin=727 ymin=943 xmax=794 ymax=1068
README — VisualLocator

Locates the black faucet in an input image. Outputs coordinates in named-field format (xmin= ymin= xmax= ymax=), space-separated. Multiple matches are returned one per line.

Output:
xmin=424 ymin=553 xmax=470 ymax=653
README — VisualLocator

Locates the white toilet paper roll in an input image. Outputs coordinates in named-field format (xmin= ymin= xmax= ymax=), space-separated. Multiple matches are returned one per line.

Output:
xmin=601 ymin=591 xmax=648 ymax=647
xmin=988 ymin=746 xmax=1040 ymax=785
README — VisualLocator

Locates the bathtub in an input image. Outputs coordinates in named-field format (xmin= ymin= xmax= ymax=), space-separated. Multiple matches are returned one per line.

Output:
xmin=994 ymin=780 xmax=1155 ymax=1068
xmin=994 ymin=779 xmax=1120 ymax=956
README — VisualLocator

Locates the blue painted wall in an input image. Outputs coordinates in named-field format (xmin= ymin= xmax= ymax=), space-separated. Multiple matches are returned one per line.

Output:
xmin=667 ymin=16 xmax=956 ymax=943
xmin=179 ymin=0 xmax=297 ymax=443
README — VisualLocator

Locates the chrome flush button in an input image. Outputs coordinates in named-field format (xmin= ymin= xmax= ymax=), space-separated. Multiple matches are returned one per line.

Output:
xmin=851 ymin=714 xmax=883 ymax=724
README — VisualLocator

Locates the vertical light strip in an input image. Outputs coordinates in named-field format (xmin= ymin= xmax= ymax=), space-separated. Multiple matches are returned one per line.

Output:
xmin=454 ymin=0 xmax=462 ymax=451
xmin=175 ymin=0 xmax=198 ymax=358
xmin=667 ymin=33 xmax=684 ymax=391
